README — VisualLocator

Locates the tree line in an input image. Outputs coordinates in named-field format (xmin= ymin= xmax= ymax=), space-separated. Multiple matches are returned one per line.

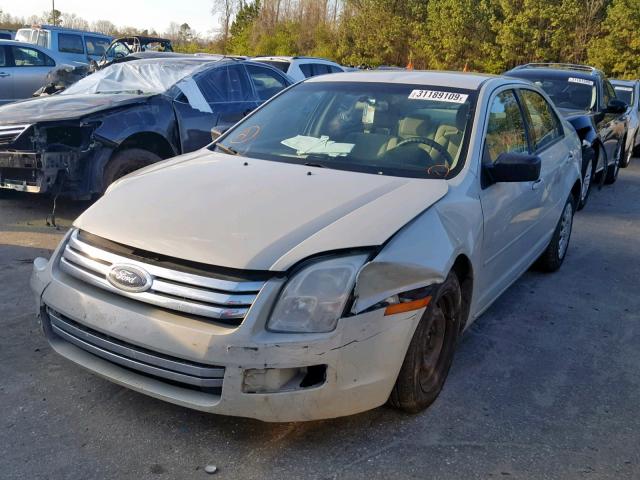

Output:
xmin=2 ymin=0 xmax=640 ymax=78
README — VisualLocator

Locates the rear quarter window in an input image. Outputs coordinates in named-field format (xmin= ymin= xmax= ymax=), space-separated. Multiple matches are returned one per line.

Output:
xmin=58 ymin=33 xmax=84 ymax=54
xmin=85 ymin=36 xmax=110 ymax=56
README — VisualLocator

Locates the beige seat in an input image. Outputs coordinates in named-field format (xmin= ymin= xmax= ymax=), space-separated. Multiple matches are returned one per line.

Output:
xmin=427 ymin=106 xmax=470 ymax=167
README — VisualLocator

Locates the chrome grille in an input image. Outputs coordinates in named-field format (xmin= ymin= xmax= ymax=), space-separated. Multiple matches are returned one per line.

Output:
xmin=59 ymin=229 xmax=265 ymax=322
xmin=46 ymin=307 xmax=225 ymax=390
xmin=0 ymin=124 xmax=30 ymax=146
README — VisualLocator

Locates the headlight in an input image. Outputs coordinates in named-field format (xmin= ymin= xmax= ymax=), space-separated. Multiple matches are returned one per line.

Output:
xmin=268 ymin=254 xmax=369 ymax=333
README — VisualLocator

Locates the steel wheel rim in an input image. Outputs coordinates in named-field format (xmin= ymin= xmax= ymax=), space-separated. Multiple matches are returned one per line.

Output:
xmin=419 ymin=309 xmax=446 ymax=393
xmin=558 ymin=202 xmax=573 ymax=259
xmin=581 ymin=159 xmax=592 ymax=201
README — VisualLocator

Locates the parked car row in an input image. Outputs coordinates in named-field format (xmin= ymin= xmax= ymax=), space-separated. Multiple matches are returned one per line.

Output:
xmin=1 ymin=36 xmax=634 ymax=421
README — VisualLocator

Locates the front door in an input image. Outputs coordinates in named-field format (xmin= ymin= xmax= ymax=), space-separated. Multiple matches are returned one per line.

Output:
xmin=9 ymin=45 xmax=55 ymax=99
xmin=478 ymin=88 xmax=543 ymax=310
xmin=0 ymin=46 xmax=14 ymax=103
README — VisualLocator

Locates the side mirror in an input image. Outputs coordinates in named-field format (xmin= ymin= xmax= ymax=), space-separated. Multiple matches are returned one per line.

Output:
xmin=211 ymin=125 xmax=231 ymax=142
xmin=606 ymin=99 xmax=627 ymax=114
xmin=484 ymin=152 xmax=541 ymax=183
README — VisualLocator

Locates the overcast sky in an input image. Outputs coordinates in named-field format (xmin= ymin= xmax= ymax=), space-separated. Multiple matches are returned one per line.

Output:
xmin=6 ymin=0 xmax=221 ymax=37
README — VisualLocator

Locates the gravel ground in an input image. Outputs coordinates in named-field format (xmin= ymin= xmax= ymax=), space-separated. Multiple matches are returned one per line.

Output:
xmin=1 ymin=161 xmax=639 ymax=480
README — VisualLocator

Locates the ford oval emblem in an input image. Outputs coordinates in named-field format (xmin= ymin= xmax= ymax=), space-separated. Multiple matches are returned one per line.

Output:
xmin=107 ymin=264 xmax=152 ymax=293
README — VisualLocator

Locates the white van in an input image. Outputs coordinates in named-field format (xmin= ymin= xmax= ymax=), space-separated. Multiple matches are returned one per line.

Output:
xmin=15 ymin=25 xmax=111 ymax=64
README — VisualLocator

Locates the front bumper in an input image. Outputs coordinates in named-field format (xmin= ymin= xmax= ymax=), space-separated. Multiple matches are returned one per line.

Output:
xmin=31 ymin=240 xmax=423 ymax=422
xmin=0 ymin=151 xmax=76 ymax=194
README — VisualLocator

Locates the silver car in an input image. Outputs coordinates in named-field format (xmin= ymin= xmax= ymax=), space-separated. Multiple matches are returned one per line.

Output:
xmin=31 ymin=71 xmax=582 ymax=422
xmin=0 ymin=40 xmax=81 ymax=104
xmin=611 ymin=79 xmax=640 ymax=167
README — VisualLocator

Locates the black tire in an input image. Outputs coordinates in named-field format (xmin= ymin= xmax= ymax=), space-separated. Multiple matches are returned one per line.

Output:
xmin=102 ymin=148 xmax=161 ymax=193
xmin=535 ymin=195 xmax=575 ymax=272
xmin=604 ymin=141 xmax=622 ymax=185
xmin=388 ymin=272 xmax=463 ymax=414
xmin=577 ymin=147 xmax=595 ymax=211
xmin=620 ymin=136 xmax=632 ymax=168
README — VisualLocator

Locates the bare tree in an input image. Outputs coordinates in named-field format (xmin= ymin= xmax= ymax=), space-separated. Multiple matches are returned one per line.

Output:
xmin=91 ymin=20 xmax=118 ymax=36
xmin=212 ymin=0 xmax=240 ymax=50
xmin=61 ymin=12 xmax=89 ymax=30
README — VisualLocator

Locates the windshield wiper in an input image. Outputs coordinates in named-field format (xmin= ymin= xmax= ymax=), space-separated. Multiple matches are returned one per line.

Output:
xmin=215 ymin=143 xmax=238 ymax=156
xmin=304 ymin=161 xmax=327 ymax=168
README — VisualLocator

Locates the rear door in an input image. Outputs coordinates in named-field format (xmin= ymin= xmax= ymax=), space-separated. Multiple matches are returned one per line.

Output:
xmin=245 ymin=63 xmax=290 ymax=105
xmin=8 ymin=45 xmax=56 ymax=99
xmin=0 ymin=46 xmax=14 ymax=103
xmin=517 ymin=88 xmax=569 ymax=234
xmin=478 ymin=88 xmax=543 ymax=309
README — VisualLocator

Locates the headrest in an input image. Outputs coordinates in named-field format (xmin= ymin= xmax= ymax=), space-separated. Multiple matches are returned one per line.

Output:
xmin=398 ymin=115 xmax=430 ymax=138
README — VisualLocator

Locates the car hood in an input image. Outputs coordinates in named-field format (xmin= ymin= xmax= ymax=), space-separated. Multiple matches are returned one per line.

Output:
xmin=74 ymin=151 xmax=449 ymax=271
xmin=0 ymin=93 xmax=152 ymax=124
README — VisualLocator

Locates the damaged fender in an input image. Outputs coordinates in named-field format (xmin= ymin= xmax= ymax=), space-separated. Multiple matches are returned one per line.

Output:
xmin=353 ymin=191 xmax=482 ymax=317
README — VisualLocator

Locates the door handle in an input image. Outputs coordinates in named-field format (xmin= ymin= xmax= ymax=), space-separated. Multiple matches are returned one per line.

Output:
xmin=532 ymin=179 xmax=544 ymax=190
xmin=0 ymin=72 xmax=10 ymax=78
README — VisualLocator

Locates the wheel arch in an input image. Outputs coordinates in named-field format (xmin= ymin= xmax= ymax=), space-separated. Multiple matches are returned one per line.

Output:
xmin=113 ymin=131 xmax=177 ymax=160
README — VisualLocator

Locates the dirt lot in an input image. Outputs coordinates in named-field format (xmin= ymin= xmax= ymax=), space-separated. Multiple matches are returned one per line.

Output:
xmin=1 ymin=162 xmax=640 ymax=480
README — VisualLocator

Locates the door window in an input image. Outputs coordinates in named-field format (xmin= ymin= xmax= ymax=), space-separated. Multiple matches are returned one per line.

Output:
xmin=58 ymin=33 xmax=84 ymax=54
xmin=246 ymin=64 xmax=288 ymax=101
xmin=196 ymin=66 xmax=230 ymax=102
xmin=299 ymin=63 xmax=313 ymax=78
xmin=0 ymin=47 xmax=7 ymax=67
xmin=36 ymin=30 xmax=50 ymax=48
xmin=227 ymin=65 xmax=253 ymax=101
xmin=519 ymin=89 xmax=562 ymax=151
xmin=11 ymin=46 xmax=55 ymax=67
xmin=484 ymin=90 xmax=529 ymax=164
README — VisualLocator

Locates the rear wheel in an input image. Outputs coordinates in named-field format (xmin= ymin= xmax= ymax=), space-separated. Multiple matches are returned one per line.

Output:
xmin=604 ymin=142 xmax=622 ymax=185
xmin=102 ymin=148 xmax=161 ymax=193
xmin=388 ymin=272 xmax=463 ymax=413
xmin=536 ymin=195 xmax=575 ymax=272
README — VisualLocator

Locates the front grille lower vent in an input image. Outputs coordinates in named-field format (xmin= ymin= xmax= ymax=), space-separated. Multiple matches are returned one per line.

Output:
xmin=59 ymin=229 xmax=265 ymax=324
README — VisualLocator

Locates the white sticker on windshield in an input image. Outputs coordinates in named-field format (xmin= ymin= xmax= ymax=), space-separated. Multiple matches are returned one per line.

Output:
xmin=615 ymin=86 xmax=634 ymax=92
xmin=408 ymin=90 xmax=468 ymax=103
xmin=568 ymin=77 xmax=594 ymax=86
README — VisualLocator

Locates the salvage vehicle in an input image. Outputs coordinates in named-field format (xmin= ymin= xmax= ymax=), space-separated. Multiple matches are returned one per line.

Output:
xmin=253 ymin=56 xmax=344 ymax=82
xmin=96 ymin=36 xmax=174 ymax=69
xmin=506 ymin=63 xmax=628 ymax=208
xmin=0 ymin=56 xmax=292 ymax=197
xmin=611 ymin=79 xmax=640 ymax=167
xmin=15 ymin=25 xmax=111 ymax=64
xmin=0 ymin=40 xmax=85 ymax=104
xmin=31 ymin=71 xmax=583 ymax=421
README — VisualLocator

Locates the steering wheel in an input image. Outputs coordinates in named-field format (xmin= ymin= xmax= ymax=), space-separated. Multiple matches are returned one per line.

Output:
xmin=392 ymin=137 xmax=454 ymax=167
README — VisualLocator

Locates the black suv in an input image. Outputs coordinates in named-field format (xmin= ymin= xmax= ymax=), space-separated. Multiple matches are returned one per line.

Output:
xmin=506 ymin=63 xmax=628 ymax=208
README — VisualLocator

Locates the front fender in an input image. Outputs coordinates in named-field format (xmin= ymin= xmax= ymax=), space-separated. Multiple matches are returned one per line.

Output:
xmin=353 ymin=191 xmax=481 ymax=314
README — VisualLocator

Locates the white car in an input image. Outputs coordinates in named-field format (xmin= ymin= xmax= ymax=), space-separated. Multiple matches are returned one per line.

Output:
xmin=611 ymin=79 xmax=640 ymax=167
xmin=31 ymin=71 xmax=582 ymax=422
xmin=253 ymin=55 xmax=345 ymax=82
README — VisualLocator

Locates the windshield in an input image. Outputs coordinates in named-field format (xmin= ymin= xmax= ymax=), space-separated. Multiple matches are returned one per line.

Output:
xmin=613 ymin=85 xmax=634 ymax=105
xmin=524 ymin=75 xmax=596 ymax=111
xmin=211 ymin=81 xmax=476 ymax=179
xmin=62 ymin=59 xmax=215 ymax=95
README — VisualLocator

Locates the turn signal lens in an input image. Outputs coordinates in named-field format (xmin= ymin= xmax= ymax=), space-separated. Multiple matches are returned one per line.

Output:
xmin=384 ymin=296 xmax=432 ymax=316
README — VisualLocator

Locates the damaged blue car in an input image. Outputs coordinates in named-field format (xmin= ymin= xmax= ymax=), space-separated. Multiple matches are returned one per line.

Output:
xmin=0 ymin=55 xmax=292 ymax=198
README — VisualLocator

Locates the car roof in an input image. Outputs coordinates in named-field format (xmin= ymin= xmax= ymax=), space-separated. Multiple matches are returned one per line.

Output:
xmin=253 ymin=56 xmax=336 ymax=63
xmin=305 ymin=70 xmax=497 ymax=90
xmin=19 ymin=24 xmax=110 ymax=37
xmin=506 ymin=63 xmax=602 ymax=80
xmin=610 ymin=79 xmax=637 ymax=87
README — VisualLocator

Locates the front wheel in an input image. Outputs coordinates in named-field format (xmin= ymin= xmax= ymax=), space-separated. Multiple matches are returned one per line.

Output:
xmin=577 ymin=152 xmax=594 ymax=211
xmin=536 ymin=195 xmax=575 ymax=272
xmin=388 ymin=272 xmax=463 ymax=414
xmin=620 ymin=136 xmax=632 ymax=168
xmin=604 ymin=142 xmax=622 ymax=185
xmin=102 ymin=148 xmax=161 ymax=193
